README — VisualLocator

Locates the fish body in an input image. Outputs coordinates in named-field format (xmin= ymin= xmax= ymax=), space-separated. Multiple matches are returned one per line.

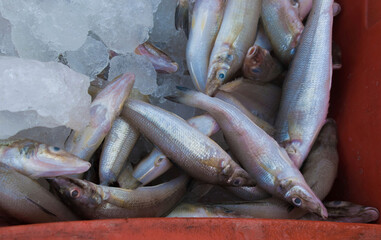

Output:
xmin=205 ymin=0 xmax=261 ymax=96
xmin=275 ymin=0 xmax=333 ymax=168
xmin=218 ymin=78 xmax=281 ymax=125
xmin=50 ymin=174 xmax=188 ymax=219
xmin=186 ymin=0 xmax=226 ymax=92
xmin=99 ymin=117 xmax=139 ymax=186
xmin=167 ymin=88 xmax=327 ymax=218
xmin=65 ymin=73 xmax=135 ymax=162
xmin=0 ymin=139 xmax=90 ymax=178
xmin=135 ymin=42 xmax=178 ymax=74
xmin=0 ymin=165 xmax=78 ymax=223
xmin=261 ymin=0 xmax=304 ymax=65
xmin=122 ymin=99 xmax=254 ymax=187
xmin=117 ymin=162 xmax=141 ymax=189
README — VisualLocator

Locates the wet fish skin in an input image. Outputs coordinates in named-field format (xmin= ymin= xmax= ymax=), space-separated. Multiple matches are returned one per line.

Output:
xmin=218 ymin=78 xmax=281 ymax=125
xmin=0 ymin=164 xmax=78 ymax=223
xmin=167 ymin=87 xmax=327 ymax=218
xmin=50 ymin=174 xmax=188 ymax=219
xmin=298 ymin=0 xmax=313 ymax=20
xmin=135 ymin=42 xmax=178 ymax=74
xmin=261 ymin=0 xmax=304 ymax=65
xmin=205 ymin=0 xmax=261 ymax=96
xmin=122 ymin=99 xmax=254 ymax=187
xmin=254 ymin=22 xmax=272 ymax=51
xmin=242 ymin=45 xmax=283 ymax=83
xmin=187 ymin=0 xmax=226 ymax=92
xmin=0 ymin=139 xmax=90 ymax=178
xmin=99 ymin=117 xmax=140 ymax=186
xmin=214 ymin=91 xmax=276 ymax=136
xmin=275 ymin=0 xmax=333 ymax=169
xmin=133 ymin=114 xmax=220 ymax=186
xmin=225 ymin=186 xmax=271 ymax=201
xmin=65 ymin=73 xmax=135 ymax=162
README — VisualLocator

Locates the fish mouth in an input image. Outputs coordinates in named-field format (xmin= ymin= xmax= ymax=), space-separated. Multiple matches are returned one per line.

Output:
xmin=30 ymin=158 xmax=91 ymax=178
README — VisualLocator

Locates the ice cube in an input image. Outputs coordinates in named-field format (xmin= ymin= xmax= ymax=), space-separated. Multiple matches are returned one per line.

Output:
xmin=0 ymin=12 xmax=17 ymax=56
xmin=0 ymin=56 xmax=91 ymax=139
xmin=85 ymin=0 xmax=154 ymax=54
xmin=108 ymin=54 xmax=157 ymax=95
xmin=63 ymin=33 xmax=109 ymax=79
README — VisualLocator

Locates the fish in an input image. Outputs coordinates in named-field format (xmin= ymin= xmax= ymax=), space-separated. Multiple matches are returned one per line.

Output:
xmin=175 ymin=0 xmax=190 ymax=37
xmin=225 ymin=119 xmax=339 ymax=201
xmin=65 ymin=73 xmax=135 ymax=162
xmin=117 ymin=161 xmax=141 ymax=189
xmin=254 ymin=23 xmax=272 ymax=51
xmin=122 ymin=99 xmax=254 ymax=187
xmin=186 ymin=0 xmax=226 ymax=92
xmin=135 ymin=42 xmax=179 ymax=74
xmin=261 ymin=0 xmax=304 ymax=65
xmin=275 ymin=0 xmax=333 ymax=169
xmin=166 ymin=87 xmax=327 ymax=218
xmin=300 ymin=201 xmax=380 ymax=223
xmin=0 ymin=139 xmax=90 ymax=178
xmin=50 ymin=174 xmax=189 ymax=219
xmin=298 ymin=0 xmax=313 ymax=20
xmin=168 ymin=201 xmax=379 ymax=223
xmin=301 ymin=119 xmax=338 ymax=200
xmin=214 ymin=91 xmax=276 ymax=135
xmin=242 ymin=45 xmax=284 ymax=83
xmin=0 ymin=164 xmax=78 ymax=223
xmin=99 ymin=117 xmax=140 ymax=186
xmin=133 ymin=114 xmax=220 ymax=186
xmin=218 ymin=78 xmax=282 ymax=125
xmin=205 ymin=0 xmax=261 ymax=96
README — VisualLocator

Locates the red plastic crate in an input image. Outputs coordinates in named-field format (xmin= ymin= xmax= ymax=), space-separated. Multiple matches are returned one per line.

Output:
xmin=0 ymin=0 xmax=380 ymax=239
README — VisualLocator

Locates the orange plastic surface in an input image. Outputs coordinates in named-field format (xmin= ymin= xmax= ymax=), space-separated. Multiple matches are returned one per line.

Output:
xmin=0 ymin=218 xmax=380 ymax=240
xmin=328 ymin=0 xmax=381 ymax=222
xmin=0 ymin=0 xmax=380 ymax=239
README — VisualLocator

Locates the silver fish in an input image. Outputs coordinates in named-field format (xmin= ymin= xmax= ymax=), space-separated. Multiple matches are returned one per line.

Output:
xmin=133 ymin=114 xmax=220 ymax=186
xmin=122 ymin=99 xmax=254 ymax=187
xmin=205 ymin=0 xmax=261 ymax=96
xmin=99 ymin=117 xmax=139 ymax=186
xmin=135 ymin=42 xmax=178 ymax=74
xmin=65 ymin=73 xmax=135 ymax=162
xmin=187 ymin=0 xmax=226 ymax=92
xmin=275 ymin=0 xmax=333 ymax=169
xmin=50 ymin=174 xmax=188 ymax=219
xmin=0 ymin=139 xmax=90 ymax=178
xmin=0 ymin=164 xmax=78 ymax=223
xmin=261 ymin=0 xmax=304 ymax=65
xmin=167 ymin=87 xmax=327 ymax=218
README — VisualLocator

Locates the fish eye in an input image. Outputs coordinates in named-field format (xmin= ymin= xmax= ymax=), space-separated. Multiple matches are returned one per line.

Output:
xmin=70 ymin=189 xmax=80 ymax=198
xmin=154 ymin=157 xmax=164 ymax=166
xmin=290 ymin=48 xmax=296 ymax=55
xmin=49 ymin=146 xmax=61 ymax=152
xmin=292 ymin=197 xmax=302 ymax=206
xmin=232 ymin=179 xmax=242 ymax=186
xmin=291 ymin=0 xmax=299 ymax=7
xmin=217 ymin=70 xmax=226 ymax=80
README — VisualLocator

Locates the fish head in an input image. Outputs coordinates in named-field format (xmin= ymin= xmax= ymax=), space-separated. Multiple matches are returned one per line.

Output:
xmin=222 ymin=161 xmax=256 ymax=187
xmin=206 ymin=50 xmax=233 ymax=96
xmin=283 ymin=181 xmax=328 ymax=219
xmin=49 ymin=177 xmax=102 ymax=210
xmin=32 ymin=144 xmax=91 ymax=177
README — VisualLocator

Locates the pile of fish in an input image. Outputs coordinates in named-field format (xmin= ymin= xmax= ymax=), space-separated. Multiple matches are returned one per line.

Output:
xmin=0 ymin=0 xmax=379 ymax=226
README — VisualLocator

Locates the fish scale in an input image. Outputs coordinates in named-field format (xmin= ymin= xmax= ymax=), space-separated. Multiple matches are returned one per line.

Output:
xmin=121 ymin=99 xmax=253 ymax=186
xmin=275 ymin=0 xmax=333 ymax=169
